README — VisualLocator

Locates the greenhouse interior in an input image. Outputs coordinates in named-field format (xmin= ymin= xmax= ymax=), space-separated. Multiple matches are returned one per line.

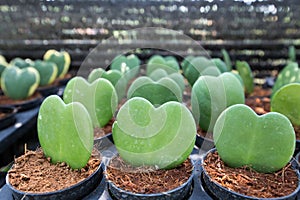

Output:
xmin=0 ymin=0 xmax=300 ymax=199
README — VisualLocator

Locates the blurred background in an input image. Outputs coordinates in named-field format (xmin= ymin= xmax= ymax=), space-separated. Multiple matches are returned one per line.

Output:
xmin=0 ymin=0 xmax=299 ymax=72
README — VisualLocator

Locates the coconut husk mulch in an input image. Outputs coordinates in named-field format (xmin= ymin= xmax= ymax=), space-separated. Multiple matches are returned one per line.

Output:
xmin=94 ymin=118 xmax=115 ymax=139
xmin=105 ymin=156 xmax=193 ymax=194
xmin=8 ymin=148 xmax=101 ymax=193
xmin=203 ymin=151 xmax=298 ymax=198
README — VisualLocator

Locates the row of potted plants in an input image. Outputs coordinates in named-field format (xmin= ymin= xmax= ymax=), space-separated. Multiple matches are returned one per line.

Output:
xmin=2 ymin=48 xmax=300 ymax=199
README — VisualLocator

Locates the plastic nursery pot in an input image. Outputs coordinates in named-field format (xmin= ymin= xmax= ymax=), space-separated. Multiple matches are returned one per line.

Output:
xmin=195 ymin=130 xmax=214 ymax=152
xmin=295 ymin=140 xmax=300 ymax=156
xmin=36 ymin=84 xmax=60 ymax=97
xmin=201 ymin=148 xmax=300 ymax=200
xmin=0 ymin=93 xmax=43 ymax=112
xmin=0 ymin=106 xmax=17 ymax=130
xmin=105 ymin=158 xmax=194 ymax=200
xmin=5 ymin=153 xmax=103 ymax=200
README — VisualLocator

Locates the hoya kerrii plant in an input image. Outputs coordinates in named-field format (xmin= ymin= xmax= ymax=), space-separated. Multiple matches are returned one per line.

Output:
xmin=191 ymin=72 xmax=245 ymax=133
xmin=271 ymin=83 xmax=300 ymax=128
xmin=112 ymin=97 xmax=196 ymax=169
xmin=235 ymin=60 xmax=254 ymax=95
xmin=146 ymin=55 xmax=180 ymax=76
xmin=0 ymin=55 xmax=8 ymax=88
xmin=88 ymin=68 xmax=127 ymax=101
xmin=288 ymin=45 xmax=296 ymax=62
xmin=110 ymin=54 xmax=141 ymax=81
xmin=9 ymin=57 xmax=34 ymax=69
xmin=221 ymin=48 xmax=233 ymax=71
xmin=38 ymin=95 xmax=94 ymax=169
xmin=183 ymin=56 xmax=221 ymax=86
xmin=127 ymin=76 xmax=182 ymax=106
xmin=148 ymin=68 xmax=185 ymax=93
xmin=1 ymin=66 xmax=40 ymax=100
xmin=213 ymin=104 xmax=295 ymax=173
xmin=43 ymin=49 xmax=71 ymax=79
xmin=63 ymin=76 xmax=118 ymax=128
xmin=271 ymin=61 xmax=300 ymax=96
xmin=32 ymin=60 xmax=58 ymax=86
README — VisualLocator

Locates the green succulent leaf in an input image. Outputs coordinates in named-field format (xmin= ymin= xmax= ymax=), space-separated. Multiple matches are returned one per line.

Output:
xmin=149 ymin=69 xmax=185 ymax=92
xmin=272 ymin=62 xmax=300 ymax=96
xmin=214 ymin=104 xmax=295 ymax=173
xmin=1 ymin=66 xmax=40 ymax=100
xmin=33 ymin=60 xmax=58 ymax=86
xmin=146 ymin=55 xmax=179 ymax=75
xmin=211 ymin=58 xmax=228 ymax=73
xmin=127 ymin=76 xmax=182 ymax=106
xmin=10 ymin=58 xmax=33 ymax=69
xmin=271 ymin=83 xmax=300 ymax=126
xmin=43 ymin=49 xmax=71 ymax=78
xmin=236 ymin=60 xmax=254 ymax=94
xmin=88 ymin=68 xmax=127 ymax=101
xmin=288 ymin=46 xmax=296 ymax=62
xmin=183 ymin=56 xmax=221 ymax=86
xmin=63 ymin=77 xmax=118 ymax=128
xmin=191 ymin=72 xmax=244 ymax=132
xmin=112 ymin=97 xmax=196 ymax=169
xmin=110 ymin=54 xmax=140 ymax=81
xmin=181 ymin=56 xmax=194 ymax=74
xmin=38 ymin=95 xmax=94 ymax=169
xmin=221 ymin=49 xmax=232 ymax=71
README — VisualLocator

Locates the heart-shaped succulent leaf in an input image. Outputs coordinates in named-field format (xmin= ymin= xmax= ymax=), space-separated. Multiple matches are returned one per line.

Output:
xmin=112 ymin=97 xmax=196 ymax=169
xmin=88 ymin=68 xmax=127 ymax=101
xmin=127 ymin=76 xmax=182 ymax=106
xmin=271 ymin=83 xmax=300 ymax=126
xmin=110 ymin=54 xmax=140 ymax=81
xmin=146 ymin=55 xmax=179 ymax=75
xmin=43 ymin=49 xmax=71 ymax=78
xmin=272 ymin=62 xmax=300 ymax=96
xmin=211 ymin=58 xmax=228 ymax=73
xmin=191 ymin=72 xmax=244 ymax=132
xmin=149 ymin=69 xmax=185 ymax=92
xmin=10 ymin=57 xmax=33 ymax=69
xmin=214 ymin=104 xmax=295 ymax=173
xmin=0 ymin=55 xmax=8 ymax=88
xmin=1 ymin=66 xmax=40 ymax=100
xmin=33 ymin=60 xmax=58 ymax=86
xmin=236 ymin=60 xmax=254 ymax=94
xmin=184 ymin=56 xmax=221 ymax=86
xmin=221 ymin=49 xmax=232 ymax=71
xmin=38 ymin=95 xmax=93 ymax=169
xmin=64 ymin=77 xmax=118 ymax=128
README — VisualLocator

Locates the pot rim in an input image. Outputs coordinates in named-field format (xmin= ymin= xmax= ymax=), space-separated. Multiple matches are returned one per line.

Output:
xmin=105 ymin=156 xmax=194 ymax=197
xmin=201 ymin=148 xmax=300 ymax=200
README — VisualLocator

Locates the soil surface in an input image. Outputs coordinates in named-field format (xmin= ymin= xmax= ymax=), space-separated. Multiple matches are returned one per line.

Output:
xmin=203 ymin=151 xmax=298 ymax=198
xmin=0 ymin=92 xmax=42 ymax=105
xmin=248 ymin=85 xmax=272 ymax=97
xmin=8 ymin=148 xmax=101 ymax=193
xmin=94 ymin=118 xmax=115 ymax=139
xmin=245 ymin=96 xmax=270 ymax=115
xmin=106 ymin=156 xmax=193 ymax=194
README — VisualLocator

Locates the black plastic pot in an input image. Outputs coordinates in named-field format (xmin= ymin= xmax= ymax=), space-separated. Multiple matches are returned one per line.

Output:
xmin=201 ymin=148 xmax=300 ymax=200
xmin=0 ymin=106 xmax=17 ymax=130
xmin=0 ymin=94 xmax=43 ymax=112
xmin=6 ymin=158 xmax=103 ymax=200
xmin=106 ymin=159 xmax=194 ymax=200
xmin=295 ymin=140 xmax=300 ymax=156
xmin=195 ymin=134 xmax=214 ymax=152
xmin=36 ymin=85 xmax=60 ymax=97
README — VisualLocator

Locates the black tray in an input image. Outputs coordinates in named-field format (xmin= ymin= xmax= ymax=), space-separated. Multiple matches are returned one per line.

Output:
xmin=0 ymin=106 xmax=17 ymax=130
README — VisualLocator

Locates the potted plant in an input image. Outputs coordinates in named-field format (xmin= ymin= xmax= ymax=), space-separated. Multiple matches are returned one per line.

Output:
xmin=110 ymin=54 xmax=141 ymax=82
xmin=105 ymin=97 xmax=196 ymax=199
xmin=191 ymin=72 xmax=245 ymax=150
xmin=6 ymin=95 xmax=103 ymax=199
xmin=146 ymin=55 xmax=180 ymax=76
xmin=88 ymin=68 xmax=128 ymax=102
xmin=9 ymin=57 xmax=34 ymax=69
xmin=43 ymin=49 xmax=72 ymax=83
xmin=63 ymin=76 xmax=118 ymax=139
xmin=201 ymin=104 xmax=299 ymax=199
xmin=33 ymin=59 xmax=59 ymax=96
xmin=0 ymin=65 xmax=42 ymax=111
xmin=271 ymin=83 xmax=300 ymax=155
xmin=127 ymin=76 xmax=182 ymax=106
